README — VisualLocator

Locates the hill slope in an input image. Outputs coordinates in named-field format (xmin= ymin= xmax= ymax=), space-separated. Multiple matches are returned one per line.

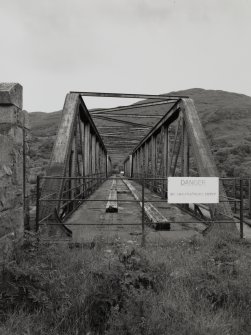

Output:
xmin=29 ymin=88 xmax=251 ymax=178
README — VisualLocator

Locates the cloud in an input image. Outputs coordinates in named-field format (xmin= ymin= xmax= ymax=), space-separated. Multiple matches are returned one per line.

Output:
xmin=0 ymin=0 xmax=114 ymax=72
xmin=0 ymin=0 xmax=251 ymax=111
xmin=131 ymin=0 xmax=174 ymax=22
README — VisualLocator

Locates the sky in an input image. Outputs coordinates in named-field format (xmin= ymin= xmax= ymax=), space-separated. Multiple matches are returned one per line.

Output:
xmin=0 ymin=0 xmax=251 ymax=112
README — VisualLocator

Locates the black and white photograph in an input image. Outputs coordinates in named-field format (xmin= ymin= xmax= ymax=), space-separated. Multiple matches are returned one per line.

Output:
xmin=0 ymin=1 xmax=250 ymax=334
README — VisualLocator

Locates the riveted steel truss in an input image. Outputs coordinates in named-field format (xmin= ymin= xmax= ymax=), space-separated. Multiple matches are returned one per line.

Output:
xmin=38 ymin=91 xmax=240 ymax=237
xmin=39 ymin=94 xmax=112 ymax=235
xmin=124 ymin=98 xmax=238 ymax=234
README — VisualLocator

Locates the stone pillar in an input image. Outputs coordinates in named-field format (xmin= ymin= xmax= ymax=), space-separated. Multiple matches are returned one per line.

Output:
xmin=0 ymin=83 xmax=28 ymax=245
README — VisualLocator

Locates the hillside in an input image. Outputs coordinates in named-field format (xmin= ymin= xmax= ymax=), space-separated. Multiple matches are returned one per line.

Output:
xmin=28 ymin=88 xmax=251 ymax=179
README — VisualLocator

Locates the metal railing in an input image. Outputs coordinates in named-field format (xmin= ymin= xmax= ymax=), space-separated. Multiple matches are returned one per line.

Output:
xmin=36 ymin=173 xmax=107 ymax=231
xmin=134 ymin=174 xmax=250 ymax=212
xmin=34 ymin=175 xmax=248 ymax=242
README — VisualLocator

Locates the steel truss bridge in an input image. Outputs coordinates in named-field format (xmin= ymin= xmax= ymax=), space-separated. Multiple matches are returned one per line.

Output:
xmin=37 ymin=91 xmax=247 ymax=239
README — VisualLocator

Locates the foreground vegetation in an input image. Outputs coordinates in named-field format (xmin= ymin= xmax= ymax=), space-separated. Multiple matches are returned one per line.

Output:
xmin=0 ymin=232 xmax=250 ymax=335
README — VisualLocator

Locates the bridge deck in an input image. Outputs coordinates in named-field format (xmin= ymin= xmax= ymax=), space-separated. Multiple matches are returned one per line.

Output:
xmin=65 ymin=177 xmax=206 ymax=245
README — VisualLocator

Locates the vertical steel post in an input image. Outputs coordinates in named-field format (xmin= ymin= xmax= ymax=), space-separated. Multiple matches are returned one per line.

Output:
xmin=68 ymin=150 xmax=73 ymax=212
xmin=240 ymin=179 xmax=244 ymax=239
xmin=248 ymin=179 xmax=251 ymax=219
xmin=106 ymin=154 xmax=108 ymax=178
xmin=141 ymin=178 xmax=145 ymax=247
xmin=167 ymin=127 xmax=171 ymax=177
xmin=162 ymin=126 xmax=168 ymax=198
xmin=131 ymin=153 xmax=134 ymax=178
xmin=234 ymin=178 xmax=237 ymax=213
xmin=151 ymin=136 xmax=156 ymax=192
xmin=22 ymin=116 xmax=29 ymax=229
xmin=35 ymin=175 xmax=40 ymax=232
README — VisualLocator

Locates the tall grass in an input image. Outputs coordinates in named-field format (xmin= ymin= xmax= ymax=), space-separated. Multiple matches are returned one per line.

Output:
xmin=0 ymin=232 xmax=250 ymax=334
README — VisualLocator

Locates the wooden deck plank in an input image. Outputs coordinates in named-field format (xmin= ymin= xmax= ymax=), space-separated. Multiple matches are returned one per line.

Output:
xmin=106 ymin=178 xmax=118 ymax=213
xmin=122 ymin=178 xmax=170 ymax=230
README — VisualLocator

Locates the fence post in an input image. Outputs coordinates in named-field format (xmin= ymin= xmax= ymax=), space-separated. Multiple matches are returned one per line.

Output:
xmin=240 ymin=179 xmax=244 ymax=239
xmin=35 ymin=175 xmax=40 ymax=232
xmin=248 ymin=179 xmax=251 ymax=219
xmin=234 ymin=178 xmax=237 ymax=213
xmin=141 ymin=178 xmax=145 ymax=247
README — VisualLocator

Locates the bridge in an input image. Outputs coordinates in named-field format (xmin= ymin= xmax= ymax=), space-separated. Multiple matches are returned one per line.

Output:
xmin=0 ymin=83 xmax=250 ymax=251
xmin=34 ymin=90 xmax=250 ymax=244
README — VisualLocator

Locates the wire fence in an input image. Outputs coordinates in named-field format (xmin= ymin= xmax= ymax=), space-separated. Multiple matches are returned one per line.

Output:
xmin=32 ymin=175 xmax=251 ymax=242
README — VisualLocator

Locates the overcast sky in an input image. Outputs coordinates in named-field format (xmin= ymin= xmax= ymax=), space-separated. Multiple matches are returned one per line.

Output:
xmin=0 ymin=0 xmax=250 ymax=112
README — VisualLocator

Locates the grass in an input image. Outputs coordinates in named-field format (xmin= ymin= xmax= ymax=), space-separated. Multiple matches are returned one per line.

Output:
xmin=0 ymin=232 xmax=250 ymax=335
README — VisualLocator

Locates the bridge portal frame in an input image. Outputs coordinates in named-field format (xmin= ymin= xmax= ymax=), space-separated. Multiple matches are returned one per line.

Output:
xmin=38 ymin=91 xmax=241 ymax=237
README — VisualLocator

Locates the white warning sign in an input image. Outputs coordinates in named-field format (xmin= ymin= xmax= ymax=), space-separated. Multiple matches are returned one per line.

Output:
xmin=168 ymin=177 xmax=219 ymax=204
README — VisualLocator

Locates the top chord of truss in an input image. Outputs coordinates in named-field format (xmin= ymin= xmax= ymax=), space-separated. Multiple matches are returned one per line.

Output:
xmin=69 ymin=91 xmax=189 ymax=100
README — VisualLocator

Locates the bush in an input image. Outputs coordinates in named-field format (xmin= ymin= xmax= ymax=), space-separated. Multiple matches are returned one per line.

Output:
xmin=0 ymin=234 xmax=250 ymax=334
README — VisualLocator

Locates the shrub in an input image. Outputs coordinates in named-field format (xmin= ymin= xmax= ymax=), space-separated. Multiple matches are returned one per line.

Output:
xmin=0 ymin=234 xmax=250 ymax=334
